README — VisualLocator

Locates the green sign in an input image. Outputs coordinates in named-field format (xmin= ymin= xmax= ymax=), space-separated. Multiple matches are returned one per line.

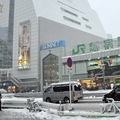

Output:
xmin=72 ymin=44 xmax=86 ymax=54
xmin=115 ymin=80 xmax=120 ymax=83
xmin=89 ymin=41 xmax=99 ymax=52
xmin=72 ymin=41 xmax=100 ymax=55
xmin=72 ymin=38 xmax=120 ymax=55
xmin=104 ymin=39 xmax=113 ymax=50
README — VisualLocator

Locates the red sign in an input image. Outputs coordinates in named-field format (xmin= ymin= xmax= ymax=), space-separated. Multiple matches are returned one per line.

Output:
xmin=67 ymin=57 xmax=72 ymax=67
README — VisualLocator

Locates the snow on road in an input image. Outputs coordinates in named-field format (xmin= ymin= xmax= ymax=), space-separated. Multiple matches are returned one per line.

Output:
xmin=83 ymin=89 xmax=112 ymax=94
xmin=1 ymin=89 xmax=117 ymax=120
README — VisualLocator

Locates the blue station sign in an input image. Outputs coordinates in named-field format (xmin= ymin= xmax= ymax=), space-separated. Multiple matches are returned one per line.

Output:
xmin=40 ymin=40 xmax=66 ymax=50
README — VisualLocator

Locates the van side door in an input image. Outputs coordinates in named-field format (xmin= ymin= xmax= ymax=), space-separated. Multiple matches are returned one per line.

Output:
xmin=53 ymin=85 xmax=63 ymax=102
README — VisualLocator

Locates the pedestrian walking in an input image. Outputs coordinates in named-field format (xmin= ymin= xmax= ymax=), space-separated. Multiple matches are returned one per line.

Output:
xmin=0 ymin=92 xmax=2 ymax=111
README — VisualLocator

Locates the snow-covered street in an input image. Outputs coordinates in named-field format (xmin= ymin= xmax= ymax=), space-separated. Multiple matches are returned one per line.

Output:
xmin=1 ymin=89 xmax=119 ymax=120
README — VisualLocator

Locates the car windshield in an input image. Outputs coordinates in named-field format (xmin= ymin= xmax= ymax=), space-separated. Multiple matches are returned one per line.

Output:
xmin=74 ymin=84 xmax=82 ymax=91
xmin=115 ymin=86 xmax=120 ymax=93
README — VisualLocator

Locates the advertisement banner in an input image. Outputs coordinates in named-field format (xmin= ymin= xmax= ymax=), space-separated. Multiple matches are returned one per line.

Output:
xmin=18 ymin=20 xmax=31 ymax=69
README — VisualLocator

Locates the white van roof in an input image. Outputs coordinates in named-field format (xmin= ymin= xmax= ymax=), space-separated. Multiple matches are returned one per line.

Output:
xmin=51 ymin=81 xmax=81 ymax=86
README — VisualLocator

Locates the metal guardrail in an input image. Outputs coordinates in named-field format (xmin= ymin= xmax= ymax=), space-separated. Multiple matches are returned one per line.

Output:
xmin=14 ymin=92 xmax=43 ymax=98
xmin=2 ymin=100 xmax=27 ymax=108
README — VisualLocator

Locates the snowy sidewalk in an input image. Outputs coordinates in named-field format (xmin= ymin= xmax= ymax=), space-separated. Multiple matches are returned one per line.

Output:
xmin=0 ymin=108 xmax=120 ymax=120
xmin=0 ymin=109 xmax=40 ymax=120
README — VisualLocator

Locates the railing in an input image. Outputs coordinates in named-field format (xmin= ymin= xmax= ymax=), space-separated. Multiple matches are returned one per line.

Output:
xmin=10 ymin=76 xmax=20 ymax=87
xmin=10 ymin=76 xmax=39 ymax=88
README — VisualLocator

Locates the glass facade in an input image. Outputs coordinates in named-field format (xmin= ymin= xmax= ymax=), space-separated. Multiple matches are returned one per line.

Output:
xmin=43 ymin=53 xmax=59 ymax=86
xmin=0 ymin=40 xmax=12 ymax=68
xmin=0 ymin=0 xmax=14 ymax=68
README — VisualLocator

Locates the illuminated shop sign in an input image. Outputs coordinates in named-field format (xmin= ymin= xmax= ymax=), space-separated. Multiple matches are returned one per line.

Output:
xmin=87 ymin=57 xmax=120 ymax=71
xmin=72 ymin=37 xmax=120 ymax=55
xmin=41 ymin=40 xmax=66 ymax=50
xmin=18 ymin=20 xmax=31 ymax=70
xmin=0 ymin=4 xmax=3 ymax=12
xmin=3 ymin=83 xmax=10 ymax=86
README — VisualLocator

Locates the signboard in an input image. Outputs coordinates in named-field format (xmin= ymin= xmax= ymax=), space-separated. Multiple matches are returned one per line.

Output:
xmin=40 ymin=40 xmax=66 ymax=50
xmin=67 ymin=57 xmax=72 ymax=68
xmin=72 ymin=37 xmax=120 ymax=55
xmin=18 ymin=20 xmax=31 ymax=69
xmin=87 ymin=57 xmax=120 ymax=70
xmin=3 ymin=83 xmax=10 ymax=86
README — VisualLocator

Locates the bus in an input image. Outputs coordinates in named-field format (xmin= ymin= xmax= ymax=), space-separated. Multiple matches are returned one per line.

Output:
xmin=43 ymin=81 xmax=83 ymax=103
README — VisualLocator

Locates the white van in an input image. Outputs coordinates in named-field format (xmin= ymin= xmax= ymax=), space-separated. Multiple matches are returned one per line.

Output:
xmin=43 ymin=81 xmax=83 ymax=103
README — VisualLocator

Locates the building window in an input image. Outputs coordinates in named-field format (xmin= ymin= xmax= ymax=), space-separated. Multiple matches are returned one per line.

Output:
xmin=61 ymin=8 xmax=78 ymax=17
xmin=63 ymin=16 xmax=81 ymax=25
xmin=82 ymin=17 xmax=89 ymax=22
xmin=85 ymin=25 xmax=92 ymax=29
xmin=58 ymin=1 xmax=85 ymax=14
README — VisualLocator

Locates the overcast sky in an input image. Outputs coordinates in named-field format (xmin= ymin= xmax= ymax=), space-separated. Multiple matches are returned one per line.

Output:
xmin=88 ymin=0 xmax=120 ymax=38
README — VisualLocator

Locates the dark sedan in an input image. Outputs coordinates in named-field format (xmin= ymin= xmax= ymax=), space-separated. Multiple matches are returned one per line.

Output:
xmin=103 ymin=85 xmax=120 ymax=103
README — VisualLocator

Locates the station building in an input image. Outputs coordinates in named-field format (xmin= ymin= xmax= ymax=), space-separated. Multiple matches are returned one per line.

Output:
xmin=62 ymin=37 xmax=120 ymax=90
xmin=0 ymin=0 xmax=110 ymax=92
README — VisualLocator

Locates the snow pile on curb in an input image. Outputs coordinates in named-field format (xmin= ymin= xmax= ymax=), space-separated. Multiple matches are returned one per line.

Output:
xmin=4 ymin=108 xmax=120 ymax=120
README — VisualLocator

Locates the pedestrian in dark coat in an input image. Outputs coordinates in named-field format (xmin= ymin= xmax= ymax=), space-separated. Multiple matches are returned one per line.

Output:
xmin=0 ymin=92 xmax=2 ymax=111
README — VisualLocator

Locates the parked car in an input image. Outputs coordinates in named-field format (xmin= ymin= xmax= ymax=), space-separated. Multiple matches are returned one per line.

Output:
xmin=43 ymin=81 xmax=83 ymax=103
xmin=103 ymin=85 xmax=120 ymax=103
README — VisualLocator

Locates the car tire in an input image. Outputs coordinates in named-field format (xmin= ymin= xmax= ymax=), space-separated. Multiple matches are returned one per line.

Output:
xmin=64 ymin=97 xmax=70 ymax=103
xmin=46 ymin=97 xmax=51 ymax=102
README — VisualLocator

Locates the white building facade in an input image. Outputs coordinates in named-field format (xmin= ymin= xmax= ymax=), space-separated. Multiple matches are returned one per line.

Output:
xmin=1 ymin=0 xmax=107 ymax=92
